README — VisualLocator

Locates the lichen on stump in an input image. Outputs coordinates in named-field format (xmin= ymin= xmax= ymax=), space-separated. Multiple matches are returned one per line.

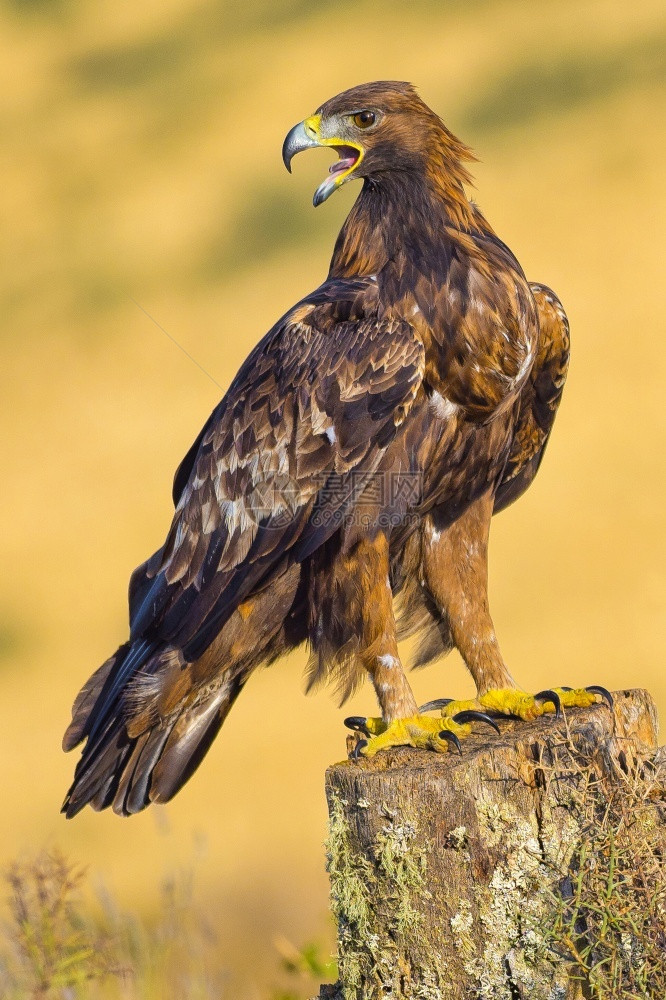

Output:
xmin=318 ymin=689 xmax=666 ymax=1000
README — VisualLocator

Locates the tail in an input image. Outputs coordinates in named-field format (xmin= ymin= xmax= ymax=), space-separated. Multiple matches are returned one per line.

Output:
xmin=63 ymin=561 xmax=304 ymax=817
xmin=61 ymin=643 xmax=245 ymax=818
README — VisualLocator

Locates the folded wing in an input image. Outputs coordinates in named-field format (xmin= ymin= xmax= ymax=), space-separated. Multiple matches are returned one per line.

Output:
xmin=67 ymin=284 xmax=425 ymax=764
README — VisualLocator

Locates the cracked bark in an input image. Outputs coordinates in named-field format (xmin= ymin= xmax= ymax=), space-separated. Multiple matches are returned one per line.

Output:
xmin=316 ymin=689 xmax=665 ymax=1000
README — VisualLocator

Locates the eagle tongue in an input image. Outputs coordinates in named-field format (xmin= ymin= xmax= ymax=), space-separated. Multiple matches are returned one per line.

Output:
xmin=329 ymin=156 xmax=356 ymax=175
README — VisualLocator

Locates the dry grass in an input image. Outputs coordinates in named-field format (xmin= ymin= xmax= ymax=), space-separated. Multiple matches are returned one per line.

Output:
xmin=544 ymin=751 xmax=666 ymax=998
xmin=2 ymin=853 xmax=120 ymax=998
xmin=0 ymin=852 xmax=334 ymax=999
xmin=1 ymin=851 xmax=228 ymax=999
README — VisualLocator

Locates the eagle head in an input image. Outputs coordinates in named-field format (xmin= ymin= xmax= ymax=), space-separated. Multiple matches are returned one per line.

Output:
xmin=283 ymin=81 xmax=468 ymax=207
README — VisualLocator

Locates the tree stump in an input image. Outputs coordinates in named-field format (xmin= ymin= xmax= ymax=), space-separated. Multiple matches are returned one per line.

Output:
xmin=318 ymin=689 xmax=666 ymax=1000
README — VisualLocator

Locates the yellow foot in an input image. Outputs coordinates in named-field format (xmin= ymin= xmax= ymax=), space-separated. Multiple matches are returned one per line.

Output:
xmin=344 ymin=709 xmax=500 ymax=760
xmin=419 ymin=685 xmax=613 ymax=723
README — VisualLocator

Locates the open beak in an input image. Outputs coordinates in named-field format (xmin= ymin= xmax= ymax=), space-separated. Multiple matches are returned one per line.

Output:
xmin=282 ymin=115 xmax=363 ymax=207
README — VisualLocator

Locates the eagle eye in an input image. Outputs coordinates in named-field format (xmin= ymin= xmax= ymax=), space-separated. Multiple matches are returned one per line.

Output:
xmin=352 ymin=110 xmax=376 ymax=129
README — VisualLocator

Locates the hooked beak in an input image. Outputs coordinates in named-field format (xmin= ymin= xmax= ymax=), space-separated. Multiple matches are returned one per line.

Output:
xmin=282 ymin=119 xmax=321 ymax=173
xmin=282 ymin=114 xmax=363 ymax=207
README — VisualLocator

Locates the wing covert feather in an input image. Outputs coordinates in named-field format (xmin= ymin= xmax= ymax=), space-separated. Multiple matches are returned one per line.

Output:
xmin=129 ymin=296 xmax=424 ymax=660
xmin=494 ymin=282 xmax=570 ymax=512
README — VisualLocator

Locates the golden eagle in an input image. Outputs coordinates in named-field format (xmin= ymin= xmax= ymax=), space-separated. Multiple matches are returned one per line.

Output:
xmin=63 ymin=81 xmax=610 ymax=817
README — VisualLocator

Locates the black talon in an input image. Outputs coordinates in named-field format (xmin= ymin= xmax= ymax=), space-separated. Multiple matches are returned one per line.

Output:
xmin=439 ymin=730 xmax=463 ymax=755
xmin=560 ymin=686 xmax=573 ymax=692
xmin=351 ymin=739 xmax=368 ymax=761
xmin=419 ymin=698 xmax=454 ymax=713
xmin=534 ymin=689 xmax=562 ymax=719
xmin=344 ymin=716 xmax=371 ymax=737
xmin=586 ymin=685 xmax=614 ymax=710
xmin=452 ymin=710 xmax=501 ymax=735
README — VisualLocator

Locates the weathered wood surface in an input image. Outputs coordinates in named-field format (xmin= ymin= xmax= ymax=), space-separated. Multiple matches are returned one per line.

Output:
xmin=318 ymin=689 xmax=666 ymax=1000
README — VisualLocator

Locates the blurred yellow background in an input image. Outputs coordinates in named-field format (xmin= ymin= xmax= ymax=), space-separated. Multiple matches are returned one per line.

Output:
xmin=1 ymin=0 xmax=665 ymax=996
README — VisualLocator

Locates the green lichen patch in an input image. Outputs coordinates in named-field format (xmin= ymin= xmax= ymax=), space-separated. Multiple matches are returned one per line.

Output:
xmin=326 ymin=794 xmax=375 ymax=941
xmin=468 ymin=795 xmax=567 ymax=999
xmin=468 ymin=745 xmax=666 ymax=1000
xmin=446 ymin=743 xmax=666 ymax=999
xmin=449 ymin=898 xmax=475 ymax=963
xmin=324 ymin=794 xmax=442 ymax=1000
xmin=443 ymin=825 xmax=468 ymax=852
xmin=373 ymin=814 xmax=429 ymax=937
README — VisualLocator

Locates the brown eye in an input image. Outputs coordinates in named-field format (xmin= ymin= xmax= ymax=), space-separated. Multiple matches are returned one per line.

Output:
xmin=353 ymin=110 xmax=376 ymax=129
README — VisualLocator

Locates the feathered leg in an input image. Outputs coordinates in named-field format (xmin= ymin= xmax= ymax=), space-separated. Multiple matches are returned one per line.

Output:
xmin=316 ymin=531 xmax=494 ymax=757
xmin=422 ymin=492 xmax=514 ymax=696
xmin=420 ymin=492 xmax=612 ymax=722
xmin=311 ymin=531 xmax=418 ymax=720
